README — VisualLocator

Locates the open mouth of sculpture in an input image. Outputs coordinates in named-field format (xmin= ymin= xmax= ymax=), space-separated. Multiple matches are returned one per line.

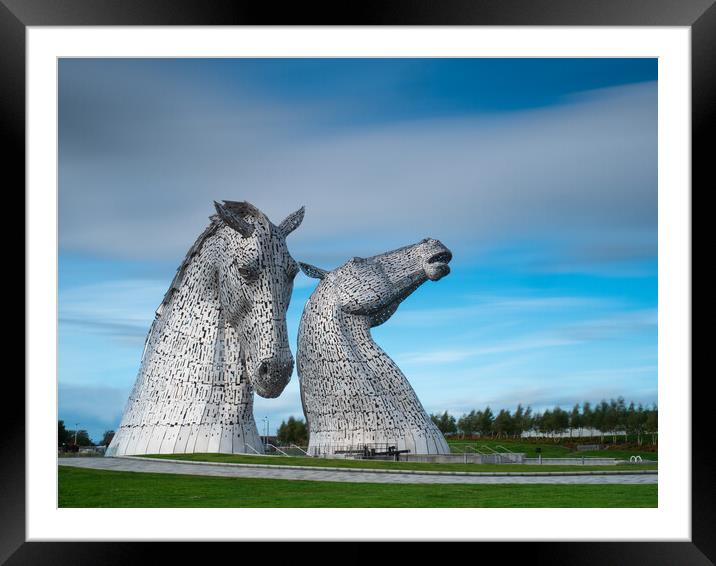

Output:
xmin=424 ymin=250 xmax=452 ymax=281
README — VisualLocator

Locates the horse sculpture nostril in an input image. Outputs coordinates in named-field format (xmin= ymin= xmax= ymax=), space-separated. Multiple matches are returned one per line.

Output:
xmin=253 ymin=357 xmax=293 ymax=399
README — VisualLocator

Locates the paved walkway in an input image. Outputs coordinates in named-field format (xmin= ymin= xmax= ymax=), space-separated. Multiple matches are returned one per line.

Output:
xmin=59 ymin=457 xmax=657 ymax=485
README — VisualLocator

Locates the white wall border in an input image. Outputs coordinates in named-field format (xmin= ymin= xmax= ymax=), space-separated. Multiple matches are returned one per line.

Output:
xmin=27 ymin=26 xmax=691 ymax=541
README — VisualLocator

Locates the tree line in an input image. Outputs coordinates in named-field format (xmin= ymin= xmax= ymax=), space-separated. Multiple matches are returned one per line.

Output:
xmin=430 ymin=397 xmax=658 ymax=444
xmin=58 ymin=420 xmax=115 ymax=448
xmin=59 ymin=396 xmax=658 ymax=449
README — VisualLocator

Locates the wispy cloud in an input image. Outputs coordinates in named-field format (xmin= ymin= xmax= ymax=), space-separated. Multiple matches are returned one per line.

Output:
xmin=396 ymin=309 xmax=656 ymax=366
xmin=396 ymin=336 xmax=578 ymax=365
xmin=392 ymin=294 xmax=613 ymax=327
xmin=59 ymin=279 xmax=164 ymax=343
xmin=59 ymin=61 xmax=656 ymax=273
xmin=557 ymin=309 xmax=657 ymax=341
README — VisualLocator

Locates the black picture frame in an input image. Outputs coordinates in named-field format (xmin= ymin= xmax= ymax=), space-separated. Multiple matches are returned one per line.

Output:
xmin=7 ymin=0 xmax=708 ymax=562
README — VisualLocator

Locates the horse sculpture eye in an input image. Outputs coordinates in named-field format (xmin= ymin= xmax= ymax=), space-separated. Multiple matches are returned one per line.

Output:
xmin=237 ymin=266 xmax=259 ymax=281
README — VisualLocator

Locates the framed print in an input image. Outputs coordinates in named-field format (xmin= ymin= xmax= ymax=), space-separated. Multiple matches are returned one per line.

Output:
xmin=8 ymin=0 xmax=709 ymax=563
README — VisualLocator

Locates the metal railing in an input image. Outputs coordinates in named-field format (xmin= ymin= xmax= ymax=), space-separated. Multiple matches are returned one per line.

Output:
xmin=290 ymin=444 xmax=311 ymax=456
xmin=244 ymin=443 xmax=263 ymax=455
xmin=265 ymin=443 xmax=289 ymax=456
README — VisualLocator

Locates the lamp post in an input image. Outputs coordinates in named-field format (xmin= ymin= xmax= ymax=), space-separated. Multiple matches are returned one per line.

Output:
xmin=74 ymin=423 xmax=79 ymax=446
xmin=261 ymin=417 xmax=269 ymax=448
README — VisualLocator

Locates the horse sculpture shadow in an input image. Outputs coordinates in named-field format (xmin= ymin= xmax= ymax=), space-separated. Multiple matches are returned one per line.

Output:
xmin=106 ymin=201 xmax=304 ymax=456
xmin=297 ymin=238 xmax=453 ymax=456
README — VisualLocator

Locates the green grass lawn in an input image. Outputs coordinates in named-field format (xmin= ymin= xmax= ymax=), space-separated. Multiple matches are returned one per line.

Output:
xmin=58 ymin=466 xmax=657 ymax=508
xmin=141 ymin=452 xmax=657 ymax=473
xmin=447 ymin=439 xmax=658 ymax=460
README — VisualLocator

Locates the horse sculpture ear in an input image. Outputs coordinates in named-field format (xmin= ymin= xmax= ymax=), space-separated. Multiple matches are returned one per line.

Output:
xmin=298 ymin=262 xmax=328 ymax=280
xmin=214 ymin=201 xmax=254 ymax=237
xmin=278 ymin=206 xmax=305 ymax=237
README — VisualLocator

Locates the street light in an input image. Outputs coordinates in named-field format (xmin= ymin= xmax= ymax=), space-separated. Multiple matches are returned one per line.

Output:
xmin=74 ymin=423 xmax=79 ymax=446
xmin=261 ymin=417 xmax=269 ymax=448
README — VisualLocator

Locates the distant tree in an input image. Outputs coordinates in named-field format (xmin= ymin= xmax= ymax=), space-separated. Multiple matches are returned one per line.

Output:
xmin=67 ymin=429 xmax=93 ymax=446
xmin=645 ymin=405 xmax=658 ymax=445
xmin=552 ymin=407 xmax=569 ymax=440
xmin=581 ymin=402 xmax=593 ymax=435
xmin=101 ymin=430 xmax=115 ymax=447
xmin=457 ymin=410 xmax=477 ymax=438
xmin=537 ymin=409 xmax=552 ymax=436
xmin=276 ymin=416 xmax=308 ymax=445
xmin=593 ymin=400 xmax=610 ymax=441
xmin=58 ymin=420 xmax=70 ymax=448
xmin=614 ymin=397 xmax=628 ymax=442
xmin=521 ymin=406 xmax=534 ymax=437
xmin=569 ymin=404 xmax=582 ymax=437
xmin=478 ymin=407 xmax=494 ymax=437
xmin=513 ymin=405 xmax=525 ymax=438
xmin=493 ymin=409 xmax=513 ymax=439
xmin=435 ymin=411 xmax=457 ymax=435
xmin=603 ymin=399 xmax=620 ymax=443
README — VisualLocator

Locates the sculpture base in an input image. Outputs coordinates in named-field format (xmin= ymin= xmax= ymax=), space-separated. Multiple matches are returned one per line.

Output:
xmin=307 ymin=428 xmax=450 ymax=457
xmin=105 ymin=423 xmax=264 ymax=456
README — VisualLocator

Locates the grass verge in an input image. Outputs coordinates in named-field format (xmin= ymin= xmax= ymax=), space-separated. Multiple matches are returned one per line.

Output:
xmin=58 ymin=466 xmax=657 ymax=508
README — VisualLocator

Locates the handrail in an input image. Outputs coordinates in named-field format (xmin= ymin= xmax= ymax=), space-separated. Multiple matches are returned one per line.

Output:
xmin=265 ymin=443 xmax=289 ymax=456
xmin=290 ymin=444 xmax=311 ymax=456
xmin=495 ymin=445 xmax=516 ymax=454
xmin=244 ymin=443 xmax=262 ymax=455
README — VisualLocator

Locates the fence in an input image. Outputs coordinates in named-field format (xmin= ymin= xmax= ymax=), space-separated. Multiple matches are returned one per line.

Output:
xmin=520 ymin=428 xmax=627 ymax=439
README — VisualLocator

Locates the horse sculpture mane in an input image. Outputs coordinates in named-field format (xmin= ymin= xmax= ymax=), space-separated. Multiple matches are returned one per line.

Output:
xmin=156 ymin=202 xmax=263 ymax=318
xmin=107 ymin=201 xmax=303 ymax=456
xmin=297 ymin=238 xmax=453 ymax=456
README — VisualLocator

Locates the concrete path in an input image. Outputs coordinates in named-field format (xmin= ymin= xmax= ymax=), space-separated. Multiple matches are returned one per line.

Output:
xmin=59 ymin=457 xmax=657 ymax=485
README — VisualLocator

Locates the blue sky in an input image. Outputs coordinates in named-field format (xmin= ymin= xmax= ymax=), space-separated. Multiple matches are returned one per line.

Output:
xmin=58 ymin=58 xmax=657 ymax=441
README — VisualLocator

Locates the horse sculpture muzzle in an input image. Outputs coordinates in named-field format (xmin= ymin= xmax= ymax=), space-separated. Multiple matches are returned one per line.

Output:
xmin=422 ymin=239 xmax=453 ymax=281
xmin=251 ymin=353 xmax=294 ymax=398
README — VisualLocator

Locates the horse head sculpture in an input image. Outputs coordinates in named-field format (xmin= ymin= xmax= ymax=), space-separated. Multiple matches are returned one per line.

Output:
xmin=297 ymin=238 xmax=453 ymax=456
xmin=107 ymin=200 xmax=303 ymax=456
xmin=299 ymin=238 xmax=452 ymax=326
xmin=213 ymin=200 xmax=303 ymax=398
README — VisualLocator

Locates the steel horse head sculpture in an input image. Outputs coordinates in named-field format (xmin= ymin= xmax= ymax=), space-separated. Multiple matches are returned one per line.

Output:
xmin=297 ymin=238 xmax=453 ymax=456
xmin=107 ymin=201 xmax=303 ymax=456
